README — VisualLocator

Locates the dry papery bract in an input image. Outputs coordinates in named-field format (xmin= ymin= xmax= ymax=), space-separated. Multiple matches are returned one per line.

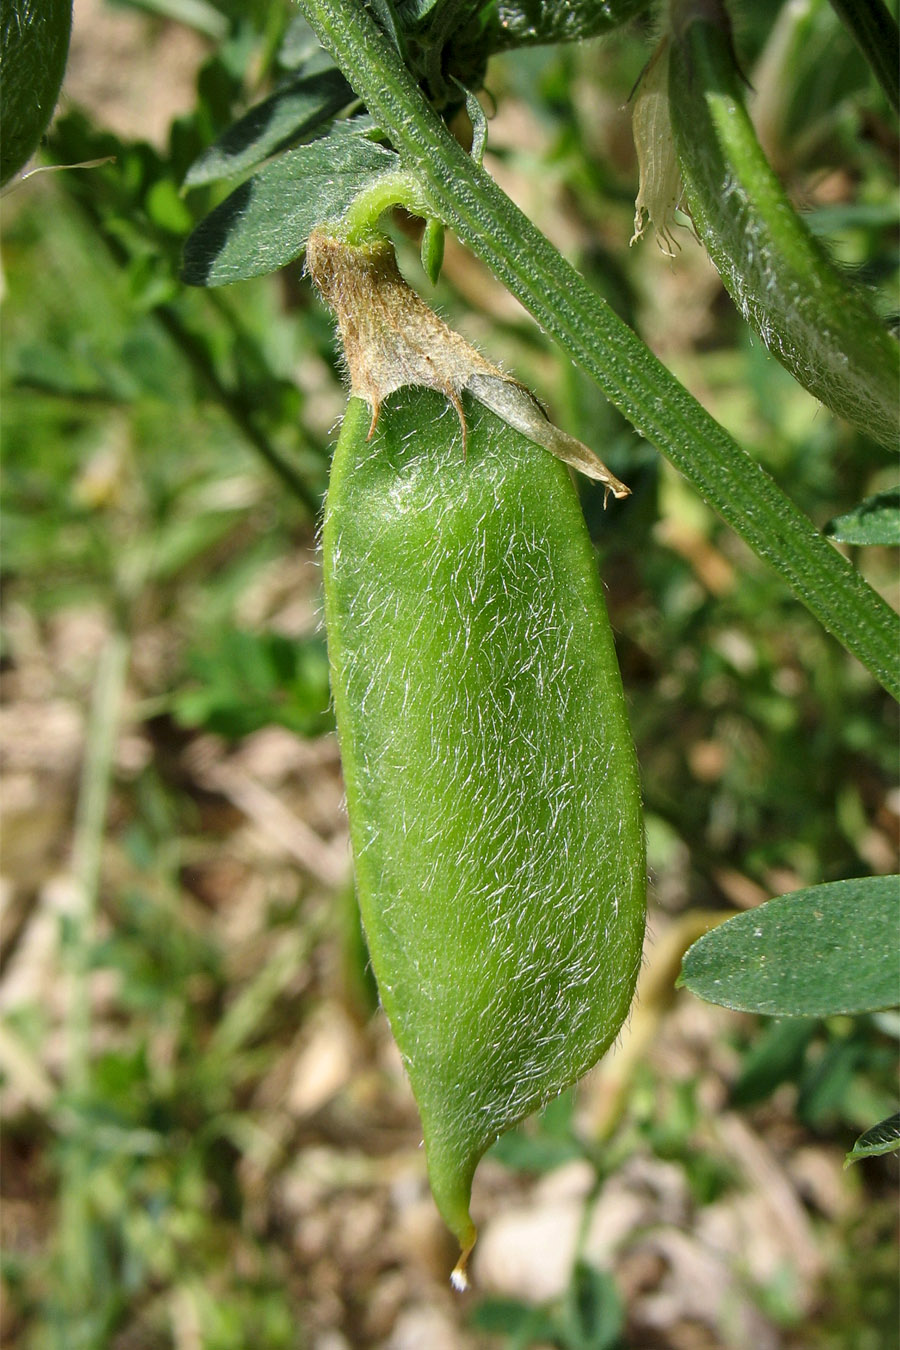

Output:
xmin=306 ymin=230 xmax=630 ymax=500
xmin=631 ymin=35 xmax=683 ymax=258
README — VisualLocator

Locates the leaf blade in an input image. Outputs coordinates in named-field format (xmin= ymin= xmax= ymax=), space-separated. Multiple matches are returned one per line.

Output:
xmin=1 ymin=0 xmax=73 ymax=185
xmin=181 ymin=122 xmax=399 ymax=286
xmin=845 ymin=1112 xmax=900 ymax=1165
xmin=679 ymin=876 xmax=900 ymax=1018
xmin=183 ymin=66 xmax=355 ymax=188
xmin=825 ymin=490 xmax=900 ymax=547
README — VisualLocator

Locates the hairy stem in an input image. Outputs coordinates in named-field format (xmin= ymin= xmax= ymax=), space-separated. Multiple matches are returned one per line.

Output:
xmin=298 ymin=0 xmax=899 ymax=699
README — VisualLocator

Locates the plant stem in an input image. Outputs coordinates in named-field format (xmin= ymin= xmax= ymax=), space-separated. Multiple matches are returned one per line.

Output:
xmin=298 ymin=0 xmax=899 ymax=700
xmin=340 ymin=170 xmax=423 ymax=242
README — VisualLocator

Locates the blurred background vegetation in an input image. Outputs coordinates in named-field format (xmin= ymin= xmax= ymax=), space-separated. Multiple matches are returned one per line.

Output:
xmin=1 ymin=0 xmax=897 ymax=1346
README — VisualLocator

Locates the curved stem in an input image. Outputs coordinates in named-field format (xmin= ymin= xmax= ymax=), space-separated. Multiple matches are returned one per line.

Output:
xmin=298 ymin=0 xmax=899 ymax=699
xmin=340 ymin=170 xmax=424 ymax=242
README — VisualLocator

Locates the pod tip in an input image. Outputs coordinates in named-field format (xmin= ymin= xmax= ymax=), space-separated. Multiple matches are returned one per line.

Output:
xmin=450 ymin=1236 xmax=475 ymax=1292
xmin=450 ymin=1263 xmax=469 ymax=1292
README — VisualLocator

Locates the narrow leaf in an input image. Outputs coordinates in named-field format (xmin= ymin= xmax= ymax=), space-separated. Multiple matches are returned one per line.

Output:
xmin=183 ymin=67 xmax=354 ymax=187
xmin=825 ymin=489 xmax=900 ymax=546
xmin=181 ymin=122 xmax=399 ymax=286
xmin=679 ymin=876 xmax=900 ymax=1017
xmin=845 ymin=1112 xmax=900 ymax=1165
xmin=450 ymin=77 xmax=488 ymax=165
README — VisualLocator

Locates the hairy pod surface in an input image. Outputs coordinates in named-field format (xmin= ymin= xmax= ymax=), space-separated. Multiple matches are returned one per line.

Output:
xmin=322 ymin=389 xmax=646 ymax=1280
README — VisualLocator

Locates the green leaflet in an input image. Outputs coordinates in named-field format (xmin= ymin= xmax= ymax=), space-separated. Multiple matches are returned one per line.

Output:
xmin=824 ymin=489 xmax=900 ymax=546
xmin=1 ymin=0 xmax=73 ymax=186
xmin=668 ymin=3 xmax=900 ymax=450
xmin=181 ymin=121 xmax=399 ymax=286
xmin=846 ymin=1112 xmax=900 ymax=1165
xmin=182 ymin=65 xmax=355 ymax=188
xmin=491 ymin=0 xmax=653 ymax=49
xmin=323 ymin=390 xmax=646 ymax=1282
xmin=679 ymin=876 xmax=900 ymax=1018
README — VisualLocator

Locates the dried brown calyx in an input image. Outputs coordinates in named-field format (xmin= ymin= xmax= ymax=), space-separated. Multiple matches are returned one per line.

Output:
xmin=306 ymin=229 xmax=630 ymax=500
xmin=631 ymin=35 xmax=682 ymax=258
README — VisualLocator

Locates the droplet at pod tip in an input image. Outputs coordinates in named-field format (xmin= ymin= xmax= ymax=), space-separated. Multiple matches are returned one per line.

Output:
xmin=450 ymin=1246 xmax=474 ymax=1292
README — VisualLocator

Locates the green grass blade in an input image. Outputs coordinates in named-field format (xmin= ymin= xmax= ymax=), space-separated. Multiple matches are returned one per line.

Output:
xmin=296 ymin=0 xmax=900 ymax=699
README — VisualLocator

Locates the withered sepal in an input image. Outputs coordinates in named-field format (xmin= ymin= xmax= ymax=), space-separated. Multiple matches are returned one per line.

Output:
xmin=306 ymin=229 xmax=629 ymax=499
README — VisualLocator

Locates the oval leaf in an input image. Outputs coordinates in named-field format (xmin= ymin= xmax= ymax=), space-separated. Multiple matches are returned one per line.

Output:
xmin=181 ymin=122 xmax=399 ymax=286
xmin=183 ymin=66 xmax=355 ymax=188
xmin=845 ymin=1112 xmax=900 ymax=1166
xmin=1 ymin=0 xmax=73 ymax=186
xmin=679 ymin=876 xmax=900 ymax=1017
xmin=825 ymin=489 xmax=900 ymax=546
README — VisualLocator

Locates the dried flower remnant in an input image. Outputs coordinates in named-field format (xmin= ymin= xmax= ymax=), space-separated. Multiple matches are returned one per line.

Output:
xmin=306 ymin=229 xmax=630 ymax=499
xmin=631 ymin=35 xmax=683 ymax=257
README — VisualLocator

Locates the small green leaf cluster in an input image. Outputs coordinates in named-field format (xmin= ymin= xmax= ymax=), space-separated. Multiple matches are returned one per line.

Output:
xmin=180 ymin=1 xmax=655 ymax=287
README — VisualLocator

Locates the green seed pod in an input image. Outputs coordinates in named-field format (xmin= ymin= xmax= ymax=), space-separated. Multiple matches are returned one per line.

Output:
xmin=322 ymin=388 xmax=646 ymax=1286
